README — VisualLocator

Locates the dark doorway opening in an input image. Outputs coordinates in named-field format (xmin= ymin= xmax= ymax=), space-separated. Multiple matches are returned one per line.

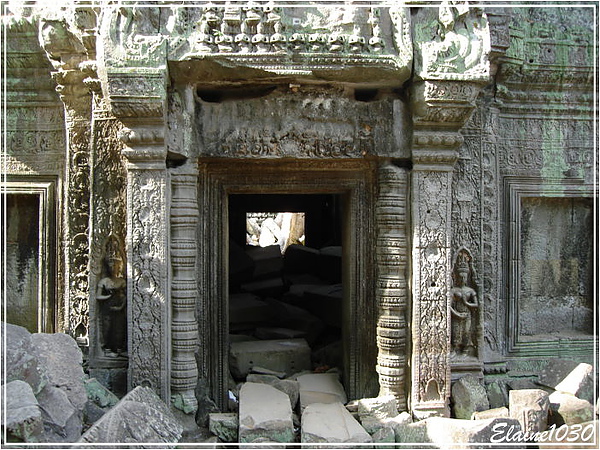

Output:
xmin=227 ymin=194 xmax=346 ymax=397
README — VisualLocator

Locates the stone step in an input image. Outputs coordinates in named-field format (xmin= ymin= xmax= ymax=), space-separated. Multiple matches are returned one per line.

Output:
xmin=239 ymin=382 xmax=294 ymax=443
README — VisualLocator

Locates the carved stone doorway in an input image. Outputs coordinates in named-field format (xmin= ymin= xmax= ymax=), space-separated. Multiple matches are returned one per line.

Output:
xmin=197 ymin=159 xmax=379 ymax=408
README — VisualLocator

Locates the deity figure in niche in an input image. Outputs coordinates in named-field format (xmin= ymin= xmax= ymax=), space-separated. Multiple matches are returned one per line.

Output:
xmin=450 ymin=248 xmax=479 ymax=358
xmin=97 ymin=235 xmax=127 ymax=357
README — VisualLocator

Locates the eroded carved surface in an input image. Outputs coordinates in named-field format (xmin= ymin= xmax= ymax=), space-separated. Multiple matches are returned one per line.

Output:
xmin=127 ymin=168 xmax=168 ymax=398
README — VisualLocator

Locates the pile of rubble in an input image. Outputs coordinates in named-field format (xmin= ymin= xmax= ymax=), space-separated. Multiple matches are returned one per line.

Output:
xmin=2 ymin=322 xmax=182 ymax=444
xmin=229 ymin=242 xmax=344 ymax=378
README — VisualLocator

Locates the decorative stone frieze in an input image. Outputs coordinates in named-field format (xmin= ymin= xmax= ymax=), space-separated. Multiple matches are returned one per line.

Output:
xmin=375 ymin=162 xmax=409 ymax=410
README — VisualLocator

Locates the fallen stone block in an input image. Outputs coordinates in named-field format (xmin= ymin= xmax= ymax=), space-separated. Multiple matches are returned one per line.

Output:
xmin=249 ymin=366 xmax=287 ymax=378
xmin=37 ymin=385 xmax=82 ymax=442
xmin=451 ymin=375 xmax=489 ymax=420
xmin=3 ymin=322 xmax=47 ymax=395
xmin=303 ymin=284 xmax=343 ymax=328
xmin=266 ymin=299 xmax=325 ymax=345
xmin=361 ymin=411 xmax=412 ymax=437
xmin=318 ymin=246 xmax=342 ymax=283
xmin=312 ymin=340 xmax=343 ymax=370
xmin=358 ymin=395 xmax=399 ymax=422
xmin=229 ymin=293 xmax=273 ymax=325
xmin=78 ymin=386 xmax=183 ymax=444
xmin=238 ymin=383 xmax=294 ymax=443
xmin=241 ymin=277 xmax=286 ymax=298
xmin=297 ymin=373 xmax=347 ymax=411
xmin=246 ymin=245 xmax=283 ymax=280
xmin=509 ymin=389 xmax=549 ymax=434
xmin=372 ymin=425 xmax=395 ymax=443
xmin=395 ymin=416 xmax=522 ymax=446
xmin=84 ymin=378 xmax=119 ymax=409
xmin=538 ymin=359 xmax=595 ymax=404
xmin=472 ymin=406 xmax=509 ymax=420
xmin=84 ymin=401 xmax=107 ymax=426
xmin=229 ymin=339 xmax=311 ymax=380
xmin=255 ymin=327 xmax=307 ymax=341
xmin=31 ymin=332 xmax=88 ymax=412
xmin=247 ymin=374 xmax=300 ymax=409
xmin=549 ymin=392 xmax=594 ymax=426
xmin=209 ymin=413 xmax=238 ymax=443
xmin=3 ymin=380 xmax=43 ymax=442
xmin=485 ymin=379 xmax=509 ymax=409
xmin=283 ymin=244 xmax=320 ymax=275
xmin=301 ymin=402 xmax=372 ymax=444
xmin=229 ymin=239 xmax=255 ymax=286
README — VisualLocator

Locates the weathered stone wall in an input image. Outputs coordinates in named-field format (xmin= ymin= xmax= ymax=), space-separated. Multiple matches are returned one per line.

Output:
xmin=452 ymin=7 xmax=595 ymax=373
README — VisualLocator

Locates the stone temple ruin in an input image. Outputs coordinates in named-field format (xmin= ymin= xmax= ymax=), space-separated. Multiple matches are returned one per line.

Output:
xmin=2 ymin=1 xmax=597 ymax=445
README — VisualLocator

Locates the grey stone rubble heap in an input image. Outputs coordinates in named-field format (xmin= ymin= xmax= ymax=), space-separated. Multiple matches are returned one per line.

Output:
xmin=2 ymin=323 xmax=183 ymax=446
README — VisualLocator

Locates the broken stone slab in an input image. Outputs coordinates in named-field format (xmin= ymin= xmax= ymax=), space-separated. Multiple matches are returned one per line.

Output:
xmin=297 ymin=373 xmax=347 ymax=411
xmin=249 ymin=366 xmax=287 ymax=378
xmin=246 ymin=374 xmax=300 ymax=409
xmin=548 ymin=392 xmax=594 ymax=426
xmin=451 ymin=375 xmax=490 ymax=420
xmin=3 ymin=322 xmax=48 ymax=395
xmin=509 ymin=389 xmax=549 ymax=434
xmin=208 ymin=413 xmax=238 ymax=443
xmin=471 ymin=406 xmax=509 ymax=420
xmin=84 ymin=378 xmax=119 ymax=409
xmin=238 ymin=382 xmax=294 ymax=444
xmin=78 ymin=386 xmax=183 ymax=444
xmin=37 ymin=385 xmax=82 ymax=443
xmin=229 ymin=293 xmax=273 ymax=325
xmin=229 ymin=338 xmax=311 ymax=380
xmin=538 ymin=359 xmax=595 ymax=404
xmin=301 ymin=402 xmax=372 ymax=444
xmin=395 ymin=416 xmax=522 ymax=446
xmin=3 ymin=380 xmax=43 ymax=442
xmin=31 ymin=332 xmax=88 ymax=412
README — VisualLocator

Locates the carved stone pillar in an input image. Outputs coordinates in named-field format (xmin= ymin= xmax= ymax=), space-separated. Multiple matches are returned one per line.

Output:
xmin=375 ymin=162 xmax=409 ymax=410
xmin=410 ymin=3 xmax=491 ymax=418
xmin=39 ymin=17 xmax=93 ymax=343
xmin=170 ymin=166 xmax=199 ymax=414
xmin=119 ymin=120 xmax=170 ymax=401
xmin=55 ymin=70 xmax=93 ymax=344
xmin=409 ymin=139 xmax=457 ymax=419
xmin=103 ymin=63 xmax=170 ymax=401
